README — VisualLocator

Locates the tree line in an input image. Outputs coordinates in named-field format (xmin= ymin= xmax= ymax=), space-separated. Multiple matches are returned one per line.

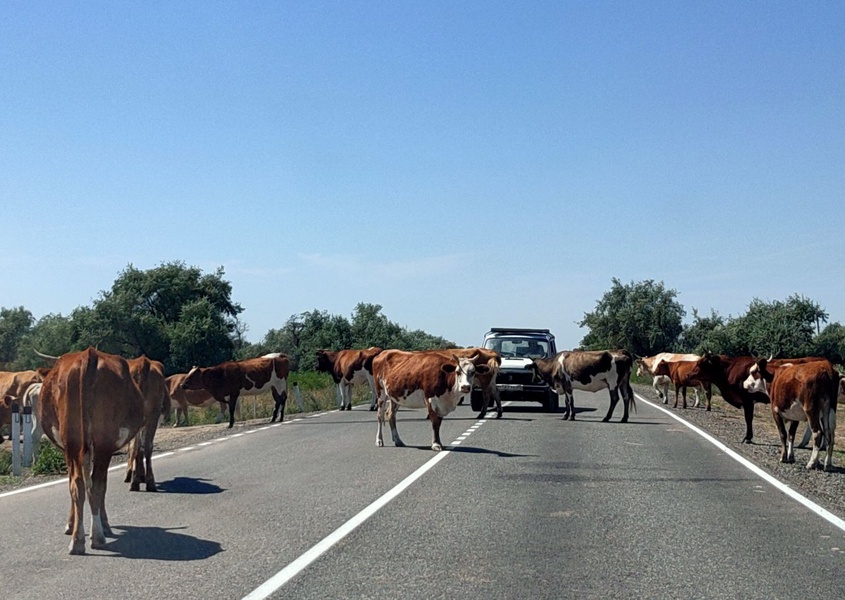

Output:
xmin=579 ymin=278 xmax=845 ymax=364
xmin=0 ymin=262 xmax=454 ymax=374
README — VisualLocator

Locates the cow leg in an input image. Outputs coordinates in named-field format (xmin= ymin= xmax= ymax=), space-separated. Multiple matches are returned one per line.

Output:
xmin=388 ymin=400 xmax=404 ymax=447
xmin=343 ymin=382 xmax=353 ymax=410
xmin=89 ymin=451 xmax=112 ymax=549
xmin=742 ymin=401 xmax=755 ymax=443
xmin=824 ymin=404 xmax=836 ymax=471
xmin=620 ymin=382 xmax=634 ymax=422
xmin=773 ymin=412 xmax=790 ymax=462
xmin=682 ymin=385 xmax=688 ymax=410
xmin=367 ymin=374 xmax=378 ymax=411
xmin=271 ymin=387 xmax=288 ymax=422
xmin=602 ymin=388 xmax=621 ymax=422
xmin=143 ymin=426 xmax=157 ymax=492
xmin=806 ymin=410 xmax=825 ymax=470
xmin=66 ymin=459 xmax=87 ymax=554
xmin=375 ymin=394 xmax=387 ymax=447
xmin=428 ymin=405 xmax=444 ymax=452
xmin=227 ymin=396 xmax=238 ymax=429
xmin=672 ymin=385 xmax=680 ymax=409
xmin=704 ymin=383 xmax=712 ymax=412
xmin=124 ymin=436 xmax=136 ymax=485
xmin=786 ymin=420 xmax=799 ymax=463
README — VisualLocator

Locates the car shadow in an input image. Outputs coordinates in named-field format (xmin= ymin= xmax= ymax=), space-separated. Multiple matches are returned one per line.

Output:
xmin=101 ymin=525 xmax=223 ymax=561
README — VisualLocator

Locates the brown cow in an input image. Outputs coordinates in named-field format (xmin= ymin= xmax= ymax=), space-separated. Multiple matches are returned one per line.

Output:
xmin=531 ymin=350 xmax=635 ymax=422
xmin=373 ymin=350 xmax=487 ymax=451
xmin=124 ymin=356 xmax=171 ymax=492
xmin=687 ymin=354 xmax=827 ymax=444
xmin=181 ymin=353 xmax=290 ymax=428
xmin=315 ymin=347 xmax=383 ymax=411
xmin=635 ymin=354 xmax=707 ymax=407
xmin=37 ymin=347 xmax=145 ymax=554
xmin=166 ymin=373 xmax=229 ymax=426
xmin=653 ymin=360 xmax=712 ymax=410
xmin=0 ymin=370 xmax=42 ymax=441
xmin=744 ymin=358 xmax=838 ymax=470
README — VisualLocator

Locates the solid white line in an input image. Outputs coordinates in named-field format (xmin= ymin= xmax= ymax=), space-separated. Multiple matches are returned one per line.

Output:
xmin=634 ymin=393 xmax=845 ymax=533
xmin=241 ymin=418 xmax=488 ymax=600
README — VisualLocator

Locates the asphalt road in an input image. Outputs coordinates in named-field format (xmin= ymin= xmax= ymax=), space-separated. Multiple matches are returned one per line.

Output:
xmin=1 ymin=390 xmax=844 ymax=600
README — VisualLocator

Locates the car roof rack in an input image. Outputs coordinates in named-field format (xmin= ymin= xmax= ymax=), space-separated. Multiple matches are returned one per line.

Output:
xmin=488 ymin=328 xmax=552 ymax=335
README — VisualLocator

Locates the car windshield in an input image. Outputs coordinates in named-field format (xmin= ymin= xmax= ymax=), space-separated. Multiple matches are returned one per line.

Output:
xmin=484 ymin=337 xmax=551 ymax=359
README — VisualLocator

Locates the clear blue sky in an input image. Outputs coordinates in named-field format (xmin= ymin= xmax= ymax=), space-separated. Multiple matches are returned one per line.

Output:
xmin=1 ymin=2 xmax=843 ymax=348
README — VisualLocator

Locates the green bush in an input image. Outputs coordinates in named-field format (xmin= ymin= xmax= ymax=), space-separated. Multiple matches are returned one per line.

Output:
xmin=0 ymin=450 xmax=11 ymax=476
xmin=32 ymin=442 xmax=67 ymax=475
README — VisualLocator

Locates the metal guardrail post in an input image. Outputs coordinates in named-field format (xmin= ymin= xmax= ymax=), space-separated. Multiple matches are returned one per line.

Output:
xmin=11 ymin=403 xmax=21 ymax=476
xmin=294 ymin=382 xmax=303 ymax=412
xmin=23 ymin=405 xmax=33 ymax=467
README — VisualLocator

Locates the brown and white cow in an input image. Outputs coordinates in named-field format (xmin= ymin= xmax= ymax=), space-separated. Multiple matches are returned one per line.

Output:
xmin=181 ymin=353 xmax=290 ymax=428
xmin=454 ymin=347 xmax=502 ymax=419
xmin=166 ymin=373 xmax=229 ymax=426
xmin=743 ymin=358 xmax=838 ymax=470
xmin=652 ymin=360 xmax=713 ymax=410
xmin=37 ymin=348 xmax=146 ymax=554
xmin=687 ymin=354 xmax=830 ymax=444
xmin=635 ymin=354 xmax=708 ymax=408
xmin=123 ymin=356 xmax=171 ymax=492
xmin=373 ymin=349 xmax=487 ymax=451
xmin=315 ymin=347 xmax=383 ymax=411
xmin=531 ymin=350 xmax=635 ymax=422
xmin=0 ymin=370 xmax=42 ymax=442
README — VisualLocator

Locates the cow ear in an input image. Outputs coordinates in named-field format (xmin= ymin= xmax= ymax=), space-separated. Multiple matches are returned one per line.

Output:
xmin=441 ymin=363 xmax=457 ymax=374
xmin=2 ymin=395 xmax=13 ymax=407
xmin=37 ymin=367 xmax=51 ymax=378
xmin=475 ymin=365 xmax=490 ymax=375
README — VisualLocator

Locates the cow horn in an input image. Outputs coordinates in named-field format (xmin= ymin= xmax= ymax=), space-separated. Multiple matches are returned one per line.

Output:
xmin=33 ymin=349 xmax=60 ymax=365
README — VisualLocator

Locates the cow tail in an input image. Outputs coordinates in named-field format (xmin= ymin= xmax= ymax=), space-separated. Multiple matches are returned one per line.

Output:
xmin=68 ymin=348 xmax=99 ymax=465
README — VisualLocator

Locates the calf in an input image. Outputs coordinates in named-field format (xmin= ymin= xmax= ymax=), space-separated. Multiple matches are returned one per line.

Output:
xmin=37 ymin=348 xmax=146 ymax=554
xmin=373 ymin=350 xmax=487 ymax=451
xmin=124 ymin=356 xmax=171 ymax=492
xmin=454 ymin=347 xmax=502 ymax=419
xmin=744 ymin=358 xmax=838 ymax=470
xmin=182 ymin=353 xmax=290 ymax=428
xmin=532 ymin=350 xmax=635 ymax=422
xmin=653 ymin=360 xmax=712 ymax=410
xmin=315 ymin=347 xmax=383 ymax=411
xmin=167 ymin=373 xmax=229 ymax=426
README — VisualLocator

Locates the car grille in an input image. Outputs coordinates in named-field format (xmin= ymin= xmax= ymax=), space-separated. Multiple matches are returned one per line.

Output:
xmin=497 ymin=370 xmax=537 ymax=386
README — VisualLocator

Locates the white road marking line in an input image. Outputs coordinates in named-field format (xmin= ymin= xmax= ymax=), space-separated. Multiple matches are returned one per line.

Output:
xmin=242 ymin=417 xmax=490 ymax=600
xmin=0 ymin=411 xmax=336 ymax=500
xmin=635 ymin=393 xmax=845 ymax=533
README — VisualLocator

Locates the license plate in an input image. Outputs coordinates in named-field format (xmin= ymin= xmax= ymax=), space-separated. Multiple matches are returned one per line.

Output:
xmin=498 ymin=384 xmax=523 ymax=392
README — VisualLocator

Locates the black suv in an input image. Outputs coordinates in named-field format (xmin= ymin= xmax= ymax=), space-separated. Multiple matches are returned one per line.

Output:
xmin=470 ymin=328 xmax=559 ymax=413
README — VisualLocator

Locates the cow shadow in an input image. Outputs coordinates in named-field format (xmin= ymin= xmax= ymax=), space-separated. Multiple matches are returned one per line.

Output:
xmin=394 ymin=445 xmax=531 ymax=458
xmin=102 ymin=525 xmax=223 ymax=561
xmin=155 ymin=477 xmax=226 ymax=495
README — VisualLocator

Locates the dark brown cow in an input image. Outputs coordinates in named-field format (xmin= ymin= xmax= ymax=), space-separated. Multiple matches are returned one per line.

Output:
xmin=687 ymin=354 xmax=826 ymax=444
xmin=315 ymin=347 xmax=383 ymax=411
xmin=181 ymin=353 xmax=290 ymax=428
xmin=653 ymin=360 xmax=712 ymax=410
xmin=531 ymin=350 xmax=635 ymax=422
xmin=166 ymin=372 xmax=229 ymax=426
xmin=37 ymin=348 xmax=146 ymax=554
xmin=124 ymin=356 xmax=171 ymax=492
xmin=373 ymin=350 xmax=487 ymax=451
xmin=745 ymin=358 xmax=838 ymax=469
xmin=453 ymin=347 xmax=502 ymax=419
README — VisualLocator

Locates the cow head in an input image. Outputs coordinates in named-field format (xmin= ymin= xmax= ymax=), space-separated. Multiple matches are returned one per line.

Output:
xmin=635 ymin=359 xmax=647 ymax=378
xmin=314 ymin=350 xmax=334 ymax=372
xmin=530 ymin=356 xmax=558 ymax=387
xmin=686 ymin=352 xmax=721 ymax=384
xmin=442 ymin=356 xmax=477 ymax=394
xmin=742 ymin=361 xmax=770 ymax=396
xmin=181 ymin=366 xmax=205 ymax=390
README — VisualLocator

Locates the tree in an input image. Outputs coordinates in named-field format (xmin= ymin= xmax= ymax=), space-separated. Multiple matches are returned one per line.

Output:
xmin=579 ymin=278 xmax=685 ymax=356
xmin=678 ymin=308 xmax=725 ymax=354
xmin=812 ymin=322 xmax=845 ymax=365
xmin=0 ymin=306 xmax=34 ymax=367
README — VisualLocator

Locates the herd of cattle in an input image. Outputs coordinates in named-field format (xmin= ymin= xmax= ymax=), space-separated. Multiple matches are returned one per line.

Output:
xmin=0 ymin=345 xmax=842 ymax=554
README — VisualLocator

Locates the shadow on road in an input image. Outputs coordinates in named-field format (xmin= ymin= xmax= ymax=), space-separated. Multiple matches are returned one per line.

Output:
xmin=102 ymin=525 xmax=223 ymax=561
xmin=155 ymin=477 xmax=226 ymax=495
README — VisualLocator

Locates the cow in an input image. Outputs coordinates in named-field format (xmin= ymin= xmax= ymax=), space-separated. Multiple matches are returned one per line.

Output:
xmin=373 ymin=350 xmax=487 ymax=451
xmin=531 ymin=350 xmax=635 ymax=422
xmin=37 ymin=347 xmax=146 ymax=554
xmin=315 ymin=347 xmax=383 ymax=411
xmin=181 ymin=353 xmax=290 ymax=429
xmin=123 ymin=356 xmax=171 ymax=492
xmin=635 ymin=354 xmax=709 ymax=408
xmin=166 ymin=373 xmax=229 ymax=426
xmin=0 ymin=370 xmax=43 ymax=441
xmin=454 ymin=347 xmax=502 ymax=419
xmin=0 ymin=395 xmax=13 ymax=443
xmin=686 ymin=354 xmax=826 ymax=444
xmin=742 ymin=358 xmax=838 ymax=470
xmin=652 ymin=360 xmax=713 ymax=410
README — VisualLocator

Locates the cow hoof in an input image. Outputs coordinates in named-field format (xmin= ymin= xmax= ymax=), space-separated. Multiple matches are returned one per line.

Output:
xmin=602 ymin=417 xmax=610 ymax=423
xmin=395 ymin=441 xmax=405 ymax=448
xmin=742 ymin=438 xmax=752 ymax=444
xmin=376 ymin=440 xmax=384 ymax=447
xmin=68 ymin=540 xmax=86 ymax=555
xmin=496 ymin=411 xmax=503 ymax=419
xmin=662 ymin=399 xmax=668 ymax=405
xmin=146 ymin=482 xmax=158 ymax=492
xmin=130 ymin=482 xmax=141 ymax=492
xmin=369 ymin=406 xmax=377 ymax=411
xmin=621 ymin=417 xmax=629 ymax=423
xmin=432 ymin=444 xmax=442 ymax=452
xmin=568 ymin=415 xmax=576 ymax=421
xmin=124 ymin=473 xmax=132 ymax=483
xmin=90 ymin=536 xmax=107 ymax=550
